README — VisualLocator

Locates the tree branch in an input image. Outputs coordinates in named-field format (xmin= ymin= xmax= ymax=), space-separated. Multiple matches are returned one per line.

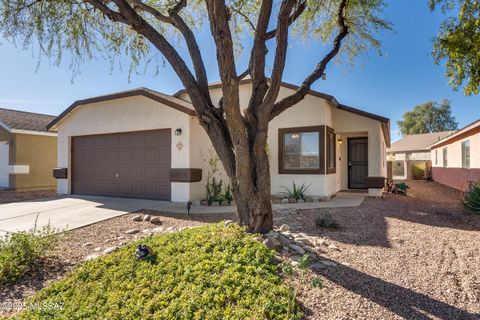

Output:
xmin=262 ymin=0 xmax=297 ymax=107
xmin=265 ymin=0 xmax=307 ymax=40
xmin=269 ymin=0 xmax=349 ymax=120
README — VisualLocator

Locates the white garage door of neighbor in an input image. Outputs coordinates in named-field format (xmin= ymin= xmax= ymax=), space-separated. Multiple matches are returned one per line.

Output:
xmin=0 ymin=142 xmax=8 ymax=188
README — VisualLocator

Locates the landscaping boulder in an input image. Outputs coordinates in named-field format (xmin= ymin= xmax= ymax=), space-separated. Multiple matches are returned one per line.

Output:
xmin=224 ymin=220 xmax=234 ymax=227
xmin=277 ymin=234 xmax=291 ymax=246
xmin=143 ymin=214 xmax=151 ymax=222
xmin=132 ymin=215 xmax=143 ymax=222
xmin=278 ymin=224 xmax=290 ymax=232
xmin=125 ymin=229 xmax=140 ymax=235
xmin=289 ymin=244 xmax=305 ymax=254
xmin=263 ymin=237 xmax=282 ymax=251
xmin=103 ymin=247 xmax=117 ymax=254
xmin=149 ymin=217 xmax=162 ymax=224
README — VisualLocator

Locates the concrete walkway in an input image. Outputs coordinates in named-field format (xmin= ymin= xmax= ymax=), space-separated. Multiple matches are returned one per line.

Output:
xmin=0 ymin=192 xmax=365 ymax=236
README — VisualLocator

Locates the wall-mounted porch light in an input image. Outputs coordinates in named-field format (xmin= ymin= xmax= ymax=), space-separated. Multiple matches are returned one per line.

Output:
xmin=337 ymin=138 xmax=343 ymax=144
xmin=175 ymin=128 xmax=182 ymax=136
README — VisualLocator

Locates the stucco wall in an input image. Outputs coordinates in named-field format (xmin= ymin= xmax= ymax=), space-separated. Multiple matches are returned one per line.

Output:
xmin=431 ymin=132 xmax=480 ymax=189
xmin=55 ymin=96 xmax=193 ymax=202
xmin=431 ymin=132 xmax=480 ymax=169
xmin=9 ymin=133 xmax=57 ymax=190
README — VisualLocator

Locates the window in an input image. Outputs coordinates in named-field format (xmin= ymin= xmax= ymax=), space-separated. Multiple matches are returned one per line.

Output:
xmin=279 ymin=126 xmax=324 ymax=174
xmin=327 ymin=127 xmax=336 ymax=173
xmin=462 ymin=140 xmax=470 ymax=169
xmin=443 ymin=147 xmax=448 ymax=167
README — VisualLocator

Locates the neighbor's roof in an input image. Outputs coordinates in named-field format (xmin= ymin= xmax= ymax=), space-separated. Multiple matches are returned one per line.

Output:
xmin=47 ymin=87 xmax=195 ymax=130
xmin=0 ymin=107 xmax=56 ymax=133
xmin=429 ymin=119 xmax=480 ymax=149
xmin=387 ymin=131 xmax=455 ymax=153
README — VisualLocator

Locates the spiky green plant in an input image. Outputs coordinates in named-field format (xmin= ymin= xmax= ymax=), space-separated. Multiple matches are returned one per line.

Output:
xmin=281 ymin=182 xmax=310 ymax=200
xmin=463 ymin=183 xmax=480 ymax=213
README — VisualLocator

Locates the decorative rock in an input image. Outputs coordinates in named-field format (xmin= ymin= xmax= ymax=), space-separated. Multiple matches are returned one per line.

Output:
xmin=142 ymin=229 xmax=153 ymax=234
xmin=149 ymin=217 xmax=162 ymax=224
xmin=297 ymin=199 xmax=305 ymax=203
xmin=85 ymin=254 xmax=100 ymax=261
xmin=277 ymin=234 xmax=291 ymax=246
xmin=166 ymin=226 xmax=176 ymax=232
xmin=143 ymin=214 xmax=151 ymax=222
xmin=289 ymin=244 xmax=305 ymax=254
xmin=328 ymin=244 xmax=341 ymax=251
xmin=263 ymin=237 xmax=282 ymax=251
xmin=94 ymin=247 xmax=102 ymax=252
xmin=117 ymin=236 xmax=126 ymax=240
xmin=316 ymin=239 xmax=329 ymax=246
xmin=267 ymin=231 xmax=279 ymax=239
xmin=103 ymin=247 xmax=117 ymax=254
xmin=132 ymin=215 xmax=143 ymax=222
xmin=118 ymin=241 xmax=127 ymax=246
xmin=304 ymin=246 xmax=317 ymax=254
xmin=224 ymin=220 xmax=234 ymax=227
xmin=279 ymin=224 xmax=290 ymax=232
xmin=82 ymin=242 xmax=93 ymax=247
xmin=281 ymin=198 xmax=289 ymax=204
xmin=290 ymin=255 xmax=301 ymax=262
xmin=152 ymin=227 xmax=164 ymax=233
xmin=125 ymin=228 xmax=140 ymax=235
xmin=311 ymin=262 xmax=326 ymax=271
xmin=295 ymin=237 xmax=314 ymax=247
xmin=320 ymin=260 xmax=338 ymax=266
xmin=281 ymin=249 xmax=291 ymax=256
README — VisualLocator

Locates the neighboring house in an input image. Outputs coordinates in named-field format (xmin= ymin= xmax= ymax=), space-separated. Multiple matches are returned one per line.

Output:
xmin=430 ymin=120 xmax=480 ymax=190
xmin=47 ymin=80 xmax=390 ymax=202
xmin=387 ymin=131 xmax=454 ymax=180
xmin=0 ymin=108 xmax=57 ymax=190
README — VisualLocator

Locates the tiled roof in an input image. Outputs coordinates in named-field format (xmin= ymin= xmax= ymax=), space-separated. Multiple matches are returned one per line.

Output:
xmin=387 ymin=131 xmax=455 ymax=153
xmin=0 ymin=107 xmax=56 ymax=132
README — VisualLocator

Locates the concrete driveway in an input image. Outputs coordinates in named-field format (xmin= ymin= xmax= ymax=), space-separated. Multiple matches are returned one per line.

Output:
xmin=0 ymin=192 xmax=365 ymax=237
xmin=0 ymin=195 xmax=170 ymax=237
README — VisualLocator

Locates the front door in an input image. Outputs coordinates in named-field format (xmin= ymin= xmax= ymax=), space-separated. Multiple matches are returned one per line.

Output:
xmin=348 ymin=138 xmax=368 ymax=189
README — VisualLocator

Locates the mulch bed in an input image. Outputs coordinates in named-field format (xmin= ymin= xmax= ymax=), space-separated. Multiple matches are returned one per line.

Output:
xmin=0 ymin=190 xmax=57 ymax=204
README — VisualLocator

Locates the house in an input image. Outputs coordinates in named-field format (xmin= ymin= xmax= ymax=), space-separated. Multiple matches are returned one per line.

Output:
xmin=387 ymin=131 xmax=454 ymax=180
xmin=47 ymin=80 xmax=390 ymax=202
xmin=0 ymin=108 xmax=57 ymax=190
xmin=429 ymin=120 xmax=480 ymax=190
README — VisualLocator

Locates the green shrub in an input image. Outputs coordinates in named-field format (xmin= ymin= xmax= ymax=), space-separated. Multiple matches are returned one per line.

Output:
xmin=314 ymin=214 xmax=339 ymax=229
xmin=463 ymin=183 xmax=480 ymax=213
xmin=0 ymin=221 xmax=57 ymax=285
xmin=12 ymin=223 xmax=302 ymax=320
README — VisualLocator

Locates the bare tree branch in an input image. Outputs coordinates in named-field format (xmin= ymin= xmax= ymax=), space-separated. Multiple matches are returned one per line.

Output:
xmin=262 ymin=0 xmax=296 ymax=107
xmin=265 ymin=0 xmax=307 ymax=40
xmin=269 ymin=0 xmax=349 ymax=120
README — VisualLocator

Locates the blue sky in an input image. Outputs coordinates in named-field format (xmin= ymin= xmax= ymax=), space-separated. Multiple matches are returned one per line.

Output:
xmin=0 ymin=0 xmax=478 ymax=142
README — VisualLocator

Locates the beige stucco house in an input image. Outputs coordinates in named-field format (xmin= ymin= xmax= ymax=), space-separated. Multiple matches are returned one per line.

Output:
xmin=387 ymin=131 xmax=454 ymax=180
xmin=430 ymin=120 xmax=480 ymax=190
xmin=47 ymin=80 xmax=390 ymax=202
xmin=0 ymin=108 xmax=57 ymax=190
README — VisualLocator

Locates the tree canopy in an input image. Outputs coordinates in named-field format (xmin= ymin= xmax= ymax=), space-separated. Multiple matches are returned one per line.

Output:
xmin=0 ymin=0 xmax=391 ymax=232
xmin=430 ymin=0 xmax=480 ymax=95
xmin=397 ymin=100 xmax=458 ymax=136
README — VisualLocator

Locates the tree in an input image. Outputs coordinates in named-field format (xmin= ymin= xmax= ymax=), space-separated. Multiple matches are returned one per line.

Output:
xmin=430 ymin=0 xmax=480 ymax=95
xmin=396 ymin=100 xmax=458 ymax=136
xmin=0 ymin=0 xmax=390 ymax=233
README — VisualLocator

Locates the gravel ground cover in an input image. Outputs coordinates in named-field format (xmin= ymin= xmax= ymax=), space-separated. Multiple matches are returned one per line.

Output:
xmin=0 ymin=190 xmax=57 ymax=204
xmin=2 ymin=181 xmax=479 ymax=319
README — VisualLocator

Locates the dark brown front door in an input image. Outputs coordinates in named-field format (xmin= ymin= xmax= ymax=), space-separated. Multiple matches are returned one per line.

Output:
xmin=348 ymin=138 xmax=368 ymax=189
xmin=72 ymin=129 xmax=171 ymax=200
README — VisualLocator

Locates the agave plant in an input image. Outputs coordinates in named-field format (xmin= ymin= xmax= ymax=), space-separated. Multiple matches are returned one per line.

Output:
xmin=463 ymin=183 xmax=480 ymax=213
xmin=281 ymin=182 xmax=310 ymax=200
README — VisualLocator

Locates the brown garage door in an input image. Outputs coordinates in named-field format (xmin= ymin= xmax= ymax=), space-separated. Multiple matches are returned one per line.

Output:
xmin=72 ymin=129 xmax=171 ymax=200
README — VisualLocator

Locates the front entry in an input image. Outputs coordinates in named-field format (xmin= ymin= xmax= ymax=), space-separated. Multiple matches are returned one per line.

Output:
xmin=348 ymin=138 xmax=368 ymax=189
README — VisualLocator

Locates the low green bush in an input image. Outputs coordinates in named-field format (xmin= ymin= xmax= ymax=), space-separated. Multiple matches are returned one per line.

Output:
xmin=314 ymin=214 xmax=339 ymax=229
xmin=0 ymin=221 xmax=57 ymax=285
xmin=11 ymin=223 xmax=302 ymax=320
xmin=463 ymin=183 xmax=480 ymax=213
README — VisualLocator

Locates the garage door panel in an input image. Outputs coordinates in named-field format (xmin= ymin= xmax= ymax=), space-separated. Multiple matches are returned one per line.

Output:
xmin=72 ymin=129 xmax=171 ymax=200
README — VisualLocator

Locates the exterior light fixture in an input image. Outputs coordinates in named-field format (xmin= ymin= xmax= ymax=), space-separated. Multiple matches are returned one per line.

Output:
xmin=175 ymin=128 xmax=182 ymax=136
xmin=337 ymin=138 xmax=343 ymax=144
